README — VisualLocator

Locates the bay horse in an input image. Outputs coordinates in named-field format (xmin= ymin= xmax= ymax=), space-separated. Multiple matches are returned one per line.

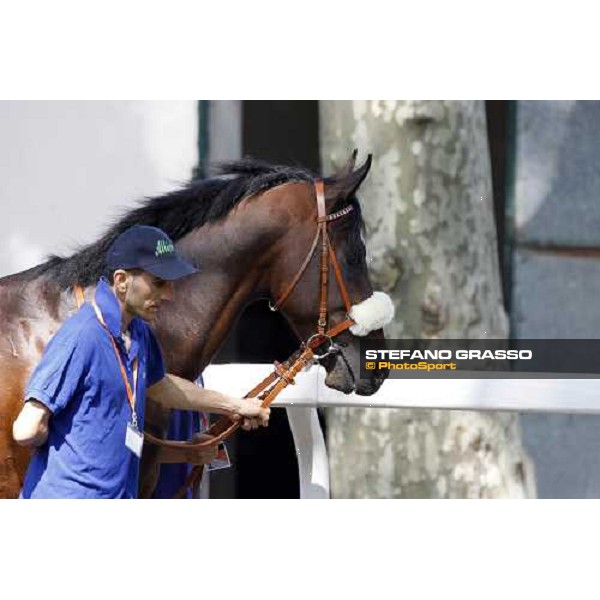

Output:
xmin=0 ymin=153 xmax=388 ymax=498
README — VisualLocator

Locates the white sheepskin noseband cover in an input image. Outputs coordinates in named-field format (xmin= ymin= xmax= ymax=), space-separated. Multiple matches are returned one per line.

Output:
xmin=348 ymin=292 xmax=395 ymax=336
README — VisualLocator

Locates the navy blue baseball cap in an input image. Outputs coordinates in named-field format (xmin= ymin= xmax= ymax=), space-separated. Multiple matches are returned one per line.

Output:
xmin=106 ymin=225 xmax=198 ymax=281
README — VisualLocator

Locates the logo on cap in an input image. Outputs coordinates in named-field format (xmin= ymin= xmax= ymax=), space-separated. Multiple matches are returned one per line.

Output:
xmin=155 ymin=239 xmax=175 ymax=257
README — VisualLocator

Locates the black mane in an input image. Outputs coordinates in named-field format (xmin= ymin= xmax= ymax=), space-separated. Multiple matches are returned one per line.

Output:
xmin=4 ymin=158 xmax=364 ymax=289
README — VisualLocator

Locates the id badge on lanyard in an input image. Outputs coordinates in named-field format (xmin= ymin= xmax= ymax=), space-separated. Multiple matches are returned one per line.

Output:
xmin=121 ymin=367 xmax=143 ymax=458
xmin=125 ymin=421 xmax=144 ymax=458
xmin=92 ymin=300 xmax=144 ymax=458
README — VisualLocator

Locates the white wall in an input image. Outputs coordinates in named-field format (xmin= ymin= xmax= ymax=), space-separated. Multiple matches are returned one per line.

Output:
xmin=0 ymin=101 xmax=198 ymax=277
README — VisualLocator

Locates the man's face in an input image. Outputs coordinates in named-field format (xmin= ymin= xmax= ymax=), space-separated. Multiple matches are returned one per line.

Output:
xmin=119 ymin=270 xmax=174 ymax=322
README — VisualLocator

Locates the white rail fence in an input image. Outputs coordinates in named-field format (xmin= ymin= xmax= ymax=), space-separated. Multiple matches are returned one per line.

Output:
xmin=203 ymin=364 xmax=600 ymax=499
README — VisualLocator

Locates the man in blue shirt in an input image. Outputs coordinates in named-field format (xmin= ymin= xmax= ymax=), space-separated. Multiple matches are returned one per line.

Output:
xmin=12 ymin=225 xmax=269 ymax=499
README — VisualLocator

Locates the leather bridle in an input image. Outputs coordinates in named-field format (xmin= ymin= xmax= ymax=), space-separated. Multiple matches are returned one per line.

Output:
xmin=270 ymin=178 xmax=357 ymax=348
xmin=75 ymin=179 xmax=359 ymax=498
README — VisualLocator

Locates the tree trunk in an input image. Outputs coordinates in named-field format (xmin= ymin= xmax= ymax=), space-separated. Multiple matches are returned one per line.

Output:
xmin=320 ymin=100 xmax=536 ymax=498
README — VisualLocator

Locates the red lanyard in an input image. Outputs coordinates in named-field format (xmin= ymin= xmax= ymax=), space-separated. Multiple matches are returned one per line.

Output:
xmin=91 ymin=300 xmax=139 ymax=427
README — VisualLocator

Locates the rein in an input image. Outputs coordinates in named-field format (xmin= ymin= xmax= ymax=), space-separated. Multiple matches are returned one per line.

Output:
xmin=73 ymin=179 xmax=357 ymax=499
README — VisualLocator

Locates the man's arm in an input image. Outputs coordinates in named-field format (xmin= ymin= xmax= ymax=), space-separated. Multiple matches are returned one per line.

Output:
xmin=12 ymin=400 xmax=52 ymax=447
xmin=147 ymin=374 xmax=270 ymax=430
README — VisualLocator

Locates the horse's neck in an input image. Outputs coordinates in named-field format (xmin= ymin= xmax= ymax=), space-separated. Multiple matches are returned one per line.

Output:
xmin=2 ymin=190 xmax=289 ymax=379
xmin=154 ymin=268 xmax=264 ymax=378
xmin=152 ymin=208 xmax=281 ymax=378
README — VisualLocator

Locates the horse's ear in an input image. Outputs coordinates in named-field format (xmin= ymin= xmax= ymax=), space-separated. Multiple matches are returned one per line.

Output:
xmin=334 ymin=149 xmax=358 ymax=179
xmin=326 ymin=153 xmax=372 ymax=201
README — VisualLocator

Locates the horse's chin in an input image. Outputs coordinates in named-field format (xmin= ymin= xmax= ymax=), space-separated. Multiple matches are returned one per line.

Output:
xmin=323 ymin=355 xmax=388 ymax=396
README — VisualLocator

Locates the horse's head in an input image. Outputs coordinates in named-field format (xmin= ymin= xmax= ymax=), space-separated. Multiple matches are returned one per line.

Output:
xmin=268 ymin=152 xmax=393 ymax=396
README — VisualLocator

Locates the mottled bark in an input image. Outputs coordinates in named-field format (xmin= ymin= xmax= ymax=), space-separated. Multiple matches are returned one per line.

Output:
xmin=320 ymin=100 xmax=536 ymax=498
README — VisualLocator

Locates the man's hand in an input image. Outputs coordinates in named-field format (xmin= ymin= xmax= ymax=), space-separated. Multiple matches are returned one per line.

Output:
xmin=147 ymin=375 xmax=271 ymax=430
xmin=157 ymin=433 xmax=219 ymax=465
xmin=230 ymin=397 xmax=270 ymax=431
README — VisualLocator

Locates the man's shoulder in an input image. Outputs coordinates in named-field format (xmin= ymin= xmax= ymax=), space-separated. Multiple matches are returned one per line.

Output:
xmin=49 ymin=304 xmax=104 ymax=350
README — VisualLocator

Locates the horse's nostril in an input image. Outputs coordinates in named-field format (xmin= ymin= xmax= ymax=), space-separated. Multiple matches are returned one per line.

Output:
xmin=379 ymin=371 xmax=389 ymax=382
xmin=372 ymin=369 xmax=388 ymax=385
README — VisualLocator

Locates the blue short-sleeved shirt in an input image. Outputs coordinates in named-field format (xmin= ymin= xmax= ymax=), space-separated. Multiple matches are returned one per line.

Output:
xmin=21 ymin=278 xmax=166 ymax=499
